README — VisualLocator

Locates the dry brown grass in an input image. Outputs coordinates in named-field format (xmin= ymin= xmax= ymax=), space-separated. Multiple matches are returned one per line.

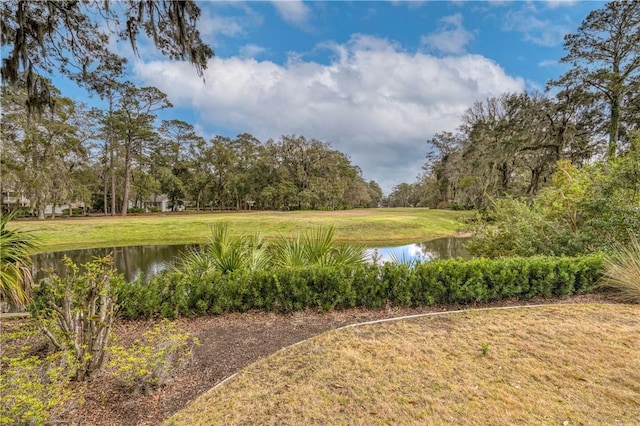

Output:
xmin=166 ymin=304 xmax=640 ymax=426
xmin=600 ymin=236 xmax=640 ymax=303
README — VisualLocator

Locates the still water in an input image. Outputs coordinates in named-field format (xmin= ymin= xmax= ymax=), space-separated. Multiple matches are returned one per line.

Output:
xmin=32 ymin=238 xmax=471 ymax=283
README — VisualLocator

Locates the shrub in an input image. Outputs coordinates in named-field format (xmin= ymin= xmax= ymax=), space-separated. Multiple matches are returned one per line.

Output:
xmin=61 ymin=207 xmax=85 ymax=216
xmin=598 ymin=236 xmax=640 ymax=303
xmin=1 ymin=211 xmax=36 ymax=309
xmin=119 ymin=256 xmax=604 ymax=320
xmin=107 ymin=321 xmax=199 ymax=393
xmin=467 ymin=155 xmax=640 ymax=258
xmin=271 ymin=226 xmax=366 ymax=269
xmin=178 ymin=223 xmax=268 ymax=275
xmin=0 ymin=350 xmax=76 ymax=425
xmin=31 ymin=256 xmax=124 ymax=380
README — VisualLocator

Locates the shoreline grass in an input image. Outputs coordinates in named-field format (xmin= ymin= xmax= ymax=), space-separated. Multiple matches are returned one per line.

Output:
xmin=165 ymin=303 xmax=640 ymax=426
xmin=8 ymin=208 xmax=472 ymax=254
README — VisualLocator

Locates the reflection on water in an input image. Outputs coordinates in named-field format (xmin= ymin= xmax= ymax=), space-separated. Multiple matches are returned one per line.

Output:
xmin=367 ymin=237 xmax=470 ymax=264
xmin=32 ymin=237 xmax=471 ymax=282
xmin=33 ymin=244 xmax=195 ymax=283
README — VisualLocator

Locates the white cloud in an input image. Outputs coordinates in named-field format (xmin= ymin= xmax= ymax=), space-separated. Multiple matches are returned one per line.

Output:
xmin=197 ymin=9 xmax=244 ymax=39
xmin=538 ymin=59 xmax=558 ymax=67
xmin=421 ymin=13 xmax=474 ymax=55
xmin=543 ymin=0 xmax=579 ymax=9
xmin=271 ymin=1 xmax=311 ymax=27
xmin=390 ymin=1 xmax=426 ymax=10
xmin=239 ymin=44 xmax=267 ymax=59
xmin=134 ymin=35 xmax=524 ymax=192
xmin=502 ymin=7 xmax=570 ymax=47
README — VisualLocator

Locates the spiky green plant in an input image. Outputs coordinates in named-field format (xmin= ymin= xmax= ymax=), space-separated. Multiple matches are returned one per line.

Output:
xmin=0 ymin=212 xmax=37 ymax=308
xmin=177 ymin=247 xmax=214 ymax=277
xmin=388 ymin=251 xmax=419 ymax=267
xmin=599 ymin=236 xmax=640 ymax=303
xmin=333 ymin=243 xmax=368 ymax=267
xmin=178 ymin=223 xmax=268 ymax=275
xmin=272 ymin=226 xmax=365 ymax=268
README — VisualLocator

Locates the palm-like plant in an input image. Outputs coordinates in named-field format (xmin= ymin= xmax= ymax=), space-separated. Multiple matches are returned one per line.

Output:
xmin=272 ymin=226 xmax=366 ymax=268
xmin=179 ymin=223 xmax=268 ymax=275
xmin=0 ymin=212 xmax=37 ymax=308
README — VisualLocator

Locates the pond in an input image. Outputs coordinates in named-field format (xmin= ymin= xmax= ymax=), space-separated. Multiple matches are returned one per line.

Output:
xmin=32 ymin=237 xmax=471 ymax=283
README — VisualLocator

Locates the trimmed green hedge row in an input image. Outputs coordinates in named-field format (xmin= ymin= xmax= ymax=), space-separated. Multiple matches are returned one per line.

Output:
xmin=119 ymin=255 xmax=604 ymax=319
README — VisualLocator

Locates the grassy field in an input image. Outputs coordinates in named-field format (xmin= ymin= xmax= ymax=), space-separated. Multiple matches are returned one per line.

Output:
xmin=166 ymin=304 xmax=640 ymax=426
xmin=9 ymin=208 xmax=472 ymax=253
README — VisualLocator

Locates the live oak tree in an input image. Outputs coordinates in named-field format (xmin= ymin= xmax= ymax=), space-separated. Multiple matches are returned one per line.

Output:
xmin=553 ymin=0 xmax=640 ymax=158
xmin=1 ymin=84 xmax=93 ymax=219
xmin=1 ymin=0 xmax=213 ymax=113
xmin=366 ymin=181 xmax=384 ymax=208
xmin=420 ymin=92 xmax=595 ymax=209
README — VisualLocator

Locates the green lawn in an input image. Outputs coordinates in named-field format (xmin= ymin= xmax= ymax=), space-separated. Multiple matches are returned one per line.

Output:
xmin=9 ymin=208 xmax=472 ymax=253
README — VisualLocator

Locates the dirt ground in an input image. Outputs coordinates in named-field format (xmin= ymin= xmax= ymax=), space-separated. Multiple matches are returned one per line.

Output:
xmin=2 ymin=294 xmax=608 ymax=425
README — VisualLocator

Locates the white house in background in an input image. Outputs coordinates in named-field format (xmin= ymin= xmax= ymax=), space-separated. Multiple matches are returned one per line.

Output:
xmin=144 ymin=194 xmax=170 ymax=212
xmin=129 ymin=194 xmax=177 ymax=212
xmin=2 ymin=189 xmax=87 ymax=216
xmin=1 ymin=189 xmax=29 ymax=209
xmin=44 ymin=202 xmax=86 ymax=216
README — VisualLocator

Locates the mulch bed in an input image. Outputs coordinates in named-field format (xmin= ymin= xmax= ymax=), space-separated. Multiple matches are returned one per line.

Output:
xmin=2 ymin=294 xmax=609 ymax=425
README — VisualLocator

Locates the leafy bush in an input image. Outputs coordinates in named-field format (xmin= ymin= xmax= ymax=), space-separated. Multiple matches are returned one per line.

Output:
xmin=0 ymin=350 xmax=76 ymax=425
xmin=467 ymin=154 xmax=640 ymax=258
xmin=119 ymin=256 xmax=604 ymax=319
xmin=31 ymin=256 xmax=124 ymax=380
xmin=179 ymin=223 xmax=268 ymax=275
xmin=271 ymin=226 xmax=366 ymax=268
xmin=61 ymin=207 xmax=85 ymax=216
xmin=177 ymin=224 xmax=366 ymax=279
xmin=107 ymin=321 xmax=199 ymax=393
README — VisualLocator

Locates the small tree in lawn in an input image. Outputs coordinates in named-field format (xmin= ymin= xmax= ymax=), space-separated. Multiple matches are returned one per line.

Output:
xmin=31 ymin=255 xmax=124 ymax=381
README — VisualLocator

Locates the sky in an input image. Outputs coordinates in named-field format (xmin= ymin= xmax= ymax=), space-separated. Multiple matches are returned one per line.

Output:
xmin=70 ymin=0 xmax=606 ymax=193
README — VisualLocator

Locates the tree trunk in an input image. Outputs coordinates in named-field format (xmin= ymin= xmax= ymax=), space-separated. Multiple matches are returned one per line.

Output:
xmin=608 ymin=92 xmax=620 ymax=159
xmin=121 ymin=138 xmax=131 ymax=216
xmin=526 ymin=167 xmax=541 ymax=195
xmin=110 ymin=141 xmax=116 ymax=215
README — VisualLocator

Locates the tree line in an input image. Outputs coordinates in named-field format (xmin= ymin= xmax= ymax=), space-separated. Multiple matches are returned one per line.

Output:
xmin=2 ymin=1 xmax=638 ymax=217
xmin=0 ymin=1 xmax=384 ymax=218
xmin=388 ymin=1 xmax=639 ymax=210
xmin=1 ymin=82 xmax=382 ymax=217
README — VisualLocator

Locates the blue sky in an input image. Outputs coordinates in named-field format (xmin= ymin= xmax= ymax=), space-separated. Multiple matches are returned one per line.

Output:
xmin=72 ymin=1 xmax=605 ymax=193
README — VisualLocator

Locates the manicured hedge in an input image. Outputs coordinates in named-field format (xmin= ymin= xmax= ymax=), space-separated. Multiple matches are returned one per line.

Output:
xmin=118 ymin=255 xmax=604 ymax=319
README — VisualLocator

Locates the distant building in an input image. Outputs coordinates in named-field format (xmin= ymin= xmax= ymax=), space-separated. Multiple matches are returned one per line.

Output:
xmin=1 ymin=189 xmax=29 ymax=210
xmin=130 ymin=194 xmax=184 ymax=212
xmin=2 ymin=188 xmax=86 ymax=216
